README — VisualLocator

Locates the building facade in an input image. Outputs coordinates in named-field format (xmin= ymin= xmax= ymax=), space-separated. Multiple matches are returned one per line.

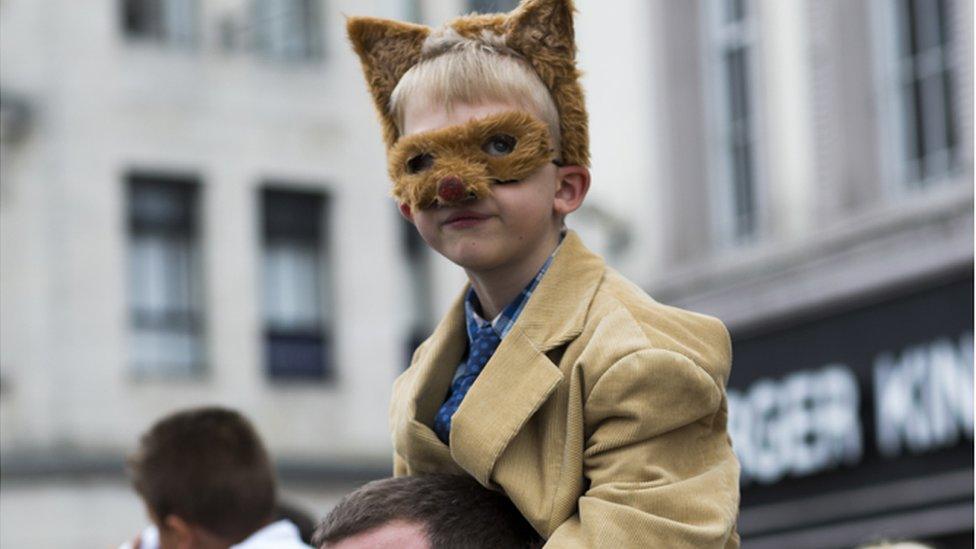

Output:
xmin=642 ymin=1 xmax=973 ymax=547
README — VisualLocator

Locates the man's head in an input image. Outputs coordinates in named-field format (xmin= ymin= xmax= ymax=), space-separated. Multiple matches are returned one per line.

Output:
xmin=127 ymin=407 xmax=277 ymax=549
xmin=313 ymin=475 xmax=542 ymax=549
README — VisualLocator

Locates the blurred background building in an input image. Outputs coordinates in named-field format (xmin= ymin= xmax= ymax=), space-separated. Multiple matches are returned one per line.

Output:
xmin=0 ymin=0 xmax=971 ymax=547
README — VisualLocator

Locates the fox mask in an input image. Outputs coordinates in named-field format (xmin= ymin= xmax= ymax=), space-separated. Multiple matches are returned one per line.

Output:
xmin=347 ymin=0 xmax=587 ymax=211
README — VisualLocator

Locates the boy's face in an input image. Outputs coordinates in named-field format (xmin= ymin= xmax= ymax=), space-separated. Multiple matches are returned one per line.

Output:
xmin=400 ymin=100 xmax=562 ymax=274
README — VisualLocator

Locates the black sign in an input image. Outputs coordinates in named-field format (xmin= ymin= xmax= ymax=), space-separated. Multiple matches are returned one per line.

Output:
xmin=728 ymin=271 xmax=974 ymax=540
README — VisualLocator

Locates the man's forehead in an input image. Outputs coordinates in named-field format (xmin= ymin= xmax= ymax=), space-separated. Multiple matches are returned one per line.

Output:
xmin=326 ymin=519 xmax=430 ymax=549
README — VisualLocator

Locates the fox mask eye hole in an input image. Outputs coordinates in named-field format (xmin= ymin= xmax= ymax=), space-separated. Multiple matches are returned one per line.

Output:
xmin=482 ymin=134 xmax=517 ymax=156
xmin=406 ymin=153 xmax=434 ymax=174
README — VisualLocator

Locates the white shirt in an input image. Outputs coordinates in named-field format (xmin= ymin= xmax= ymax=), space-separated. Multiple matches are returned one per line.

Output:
xmin=119 ymin=519 xmax=311 ymax=549
xmin=233 ymin=520 xmax=311 ymax=549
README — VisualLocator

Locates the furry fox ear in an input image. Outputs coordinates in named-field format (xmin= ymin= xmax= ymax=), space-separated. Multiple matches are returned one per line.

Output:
xmin=505 ymin=0 xmax=589 ymax=167
xmin=347 ymin=17 xmax=430 ymax=148
xmin=506 ymin=0 xmax=576 ymax=63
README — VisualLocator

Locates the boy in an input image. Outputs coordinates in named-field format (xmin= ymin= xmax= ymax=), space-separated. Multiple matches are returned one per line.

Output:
xmin=124 ymin=406 xmax=311 ymax=549
xmin=347 ymin=0 xmax=740 ymax=546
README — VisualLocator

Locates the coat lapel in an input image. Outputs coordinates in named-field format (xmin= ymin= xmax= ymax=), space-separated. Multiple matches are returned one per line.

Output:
xmin=449 ymin=231 xmax=606 ymax=484
xmin=393 ymin=232 xmax=606 ymax=481
xmin=392 ymin=288 xmax=467 ymax=474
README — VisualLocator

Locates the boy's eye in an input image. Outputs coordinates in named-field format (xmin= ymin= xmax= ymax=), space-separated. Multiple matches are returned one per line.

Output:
xmin=406 ymin=153 xmax=434 ymax=174
xmin=482 ymin=134 xmax=517 ymax=157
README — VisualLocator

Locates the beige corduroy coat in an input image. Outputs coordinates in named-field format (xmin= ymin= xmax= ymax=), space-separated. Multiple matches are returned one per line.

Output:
xmin=391 ymin=231 xmax=740 ymax=548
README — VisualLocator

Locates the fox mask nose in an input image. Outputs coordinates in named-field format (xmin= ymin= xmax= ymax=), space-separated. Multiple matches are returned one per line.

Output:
xmin=437 ymin=177 xmax=467 ymax=203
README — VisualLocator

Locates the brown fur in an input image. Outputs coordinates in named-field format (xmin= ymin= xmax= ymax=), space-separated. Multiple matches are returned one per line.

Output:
xmin=347 ymin=0 xmax=589 ymax=180
xmin=388 ymin=111 xmax=554 ymax=210
xmin=346 ymin=17 xmax=430 ymax=150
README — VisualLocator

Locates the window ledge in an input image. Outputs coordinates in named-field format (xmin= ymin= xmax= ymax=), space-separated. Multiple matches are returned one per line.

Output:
xmin=651 ymin=178 xmax=973 ymax=332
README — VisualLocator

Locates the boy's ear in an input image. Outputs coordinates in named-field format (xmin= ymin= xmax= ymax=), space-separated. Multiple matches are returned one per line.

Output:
xmin=398 ymin=202 xmax=414 ymax=222
xmin=552 ymin=165 xmax=590 ymax=217
xmin=347 ymin=17 xmax=430 ymax=149
xmin=504 ymin=0 xmax=589 ymax=168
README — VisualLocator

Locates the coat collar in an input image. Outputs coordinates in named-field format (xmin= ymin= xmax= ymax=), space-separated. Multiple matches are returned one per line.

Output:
xmin=393 ymin=231 xmax=606 ymax=482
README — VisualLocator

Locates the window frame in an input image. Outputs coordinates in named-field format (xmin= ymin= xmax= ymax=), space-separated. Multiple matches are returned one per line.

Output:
xmin=249 ymin=0 xmax=325 ymax=63
xmin=119 ymin=0 xmax=200 ymax=48
xmin=700 ymin=0 xmax=767 ymax=249
xmin=125 ymin=172 xmax=207 ymax=379
xmin=871 ymin=0 xmax=962 ymax=194
xmin=259 ymin=185 xmax=334 ymax=382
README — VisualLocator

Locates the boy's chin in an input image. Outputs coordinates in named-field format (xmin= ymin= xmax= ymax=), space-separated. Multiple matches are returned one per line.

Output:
xmin=447 ymin=253 xmax=501 ymax=273
xmin=440 ymin=245 xmax=507 ymax=273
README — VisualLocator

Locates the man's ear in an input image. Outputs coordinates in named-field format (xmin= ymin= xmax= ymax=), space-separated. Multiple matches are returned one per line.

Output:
xmin=163 ymin=515 xmax=195 ymax=549
xmin=553 ymin=165 xmax=590 ymax=217
xmin=346 ymin=16 xmax=430 ymax=149
xmin=398 ymin=202 xmax=414 ymax=222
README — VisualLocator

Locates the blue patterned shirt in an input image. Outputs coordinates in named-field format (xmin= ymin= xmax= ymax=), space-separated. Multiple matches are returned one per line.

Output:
xmin=451 ymin=237 xmax=563 ymax=384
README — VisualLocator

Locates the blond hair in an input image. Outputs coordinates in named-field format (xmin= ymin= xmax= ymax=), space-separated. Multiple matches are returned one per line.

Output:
xmin=389 ymin=28 xmax=562 ymax=157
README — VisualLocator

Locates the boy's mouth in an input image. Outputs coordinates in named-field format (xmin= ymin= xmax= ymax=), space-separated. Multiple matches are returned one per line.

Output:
xmin=442 ymin=210 xmax=491 ymax=228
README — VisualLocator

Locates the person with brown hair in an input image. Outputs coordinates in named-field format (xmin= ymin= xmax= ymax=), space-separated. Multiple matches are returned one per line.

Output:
xmin=313 ymin=475 xmax=542 ymax=549
xmin=123 ymin=406 xmax=310 ymax=549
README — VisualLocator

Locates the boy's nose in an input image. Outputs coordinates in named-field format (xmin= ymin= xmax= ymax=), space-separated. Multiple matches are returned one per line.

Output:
xmin=437 ymin=177 xmax=466 ymax=203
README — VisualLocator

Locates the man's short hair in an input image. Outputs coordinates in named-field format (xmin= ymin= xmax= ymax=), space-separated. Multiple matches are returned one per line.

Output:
xmin=389 ymin=28 xmax=562 ymax=158
xmin=127 ymin=406 xmax=277 ymax=543
xmin=313 ymin=474 xmax=542 ymax=548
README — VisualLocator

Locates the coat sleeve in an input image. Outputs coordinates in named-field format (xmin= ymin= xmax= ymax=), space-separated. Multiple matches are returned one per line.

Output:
xmin=544 ymin=348 xmax=740 ymax=548
xmin=393 ymin=451 xmax=408 ymax=476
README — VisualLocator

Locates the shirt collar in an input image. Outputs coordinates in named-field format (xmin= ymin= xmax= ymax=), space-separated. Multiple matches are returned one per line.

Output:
xmin=463 ymin=233 xmax=564 ymax=343
xmin=231 ymin=520 xmax=309 ymax=548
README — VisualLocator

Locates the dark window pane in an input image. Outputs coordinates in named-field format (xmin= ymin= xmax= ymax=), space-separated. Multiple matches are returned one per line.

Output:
xmin=731 ymin=140 xmax=755 ymax=238
xmin=264 ymin=189 xmax=323 ymax=242
xmin=266 ymin=331 xmax=331 ymax=379
xmin=724 ymin=0 xmax=746 ymax=23
xmin=129 ymin=176 xmax=198 ymax=234
xmin=911 ymin=0 xmax=942 ymax=53
xmin=936 ymin=0 xmax=950 ymax=46
xmin=121 ymin=0 xmax=197 ymax=46
xmin=920 ymin=72 xmax=949 ymax=159
xmin=251 ymin=0 xmax=322 ymax=61
xmin=904 ymin=80 xmax=925 ymax=163
xmin=262 ymin=187 xmax=331 ymax=381
xmin=942 ymin=69 xmax=957 ymax=161
xmin=126 ymin=173 xmax=203 ymax=376
xmin=906 ymin=0 xmax=921 ymax=55
xmin=726 ymin=47 xmax=750 ymax=122
xmin=467 ymin=0 xmax=518 ymax=14
xmin=123 ymin=0 xmax=162 ymax=38
xmin=896 ymin=0 xmax=914 ymax=56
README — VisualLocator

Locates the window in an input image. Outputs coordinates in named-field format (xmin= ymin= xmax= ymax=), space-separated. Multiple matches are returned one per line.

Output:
xmin=127 ymin=174 xmax=204 ymax=377
xmin=251 ymin=0 xmax=323 ymax=61
xmin=399 ymin=217 xmax=433 ymax=369
xmin=121 ymin=0 xmax=198 ymax=47
xmin=467 ymin=0 xmax=519 ymax=14
xmin=704 ymin=0 xmax=760 ymax=244
xmin=891 ymin=0 xmax=958 ymax=185
xmin=402 ymin=0 xmax=424 ymax=23
xmin=262 ymin=188 xmax=332 ymax=380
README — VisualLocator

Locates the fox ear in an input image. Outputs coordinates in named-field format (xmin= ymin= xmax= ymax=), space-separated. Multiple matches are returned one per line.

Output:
xmin=505 ymin=0 xmax=589 ymax=167
xmin=506 ymin=0 xmax=577 ymax=68
xmin=347 ymin=17 xmax=430 ymax=148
